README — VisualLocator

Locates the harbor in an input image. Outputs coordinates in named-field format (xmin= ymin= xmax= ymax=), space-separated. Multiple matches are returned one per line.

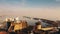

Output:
xmin=0 ymin=0 xmax=60 ymax=34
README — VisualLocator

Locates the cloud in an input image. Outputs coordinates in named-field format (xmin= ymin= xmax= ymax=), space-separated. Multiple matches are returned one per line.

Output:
xmin=56 ymin=0 xmax=60 ymax=2
xmin=0 ymin=5 xmax=60 ymax=20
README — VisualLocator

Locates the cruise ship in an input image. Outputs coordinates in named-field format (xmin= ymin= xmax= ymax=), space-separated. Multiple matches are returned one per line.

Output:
xmin=0 ymin=16 xmax=60 ymax=34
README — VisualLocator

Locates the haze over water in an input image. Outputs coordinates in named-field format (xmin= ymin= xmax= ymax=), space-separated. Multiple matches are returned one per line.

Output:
xmin=0 ymin=0 xmax=60 ymax=20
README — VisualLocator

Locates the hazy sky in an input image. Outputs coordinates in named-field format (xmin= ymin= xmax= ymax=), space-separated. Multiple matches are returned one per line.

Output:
xmin=0 ymin=0 xmax=60 ymax=20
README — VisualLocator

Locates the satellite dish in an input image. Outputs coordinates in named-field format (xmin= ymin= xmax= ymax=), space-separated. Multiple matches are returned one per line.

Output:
xmin=15 ymin=17 xmax=20 ymax=23
xmin=15 ymin=17 xmax=19 ymax=21
xmin=5 ymin=18 xmax=8 ymax=21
